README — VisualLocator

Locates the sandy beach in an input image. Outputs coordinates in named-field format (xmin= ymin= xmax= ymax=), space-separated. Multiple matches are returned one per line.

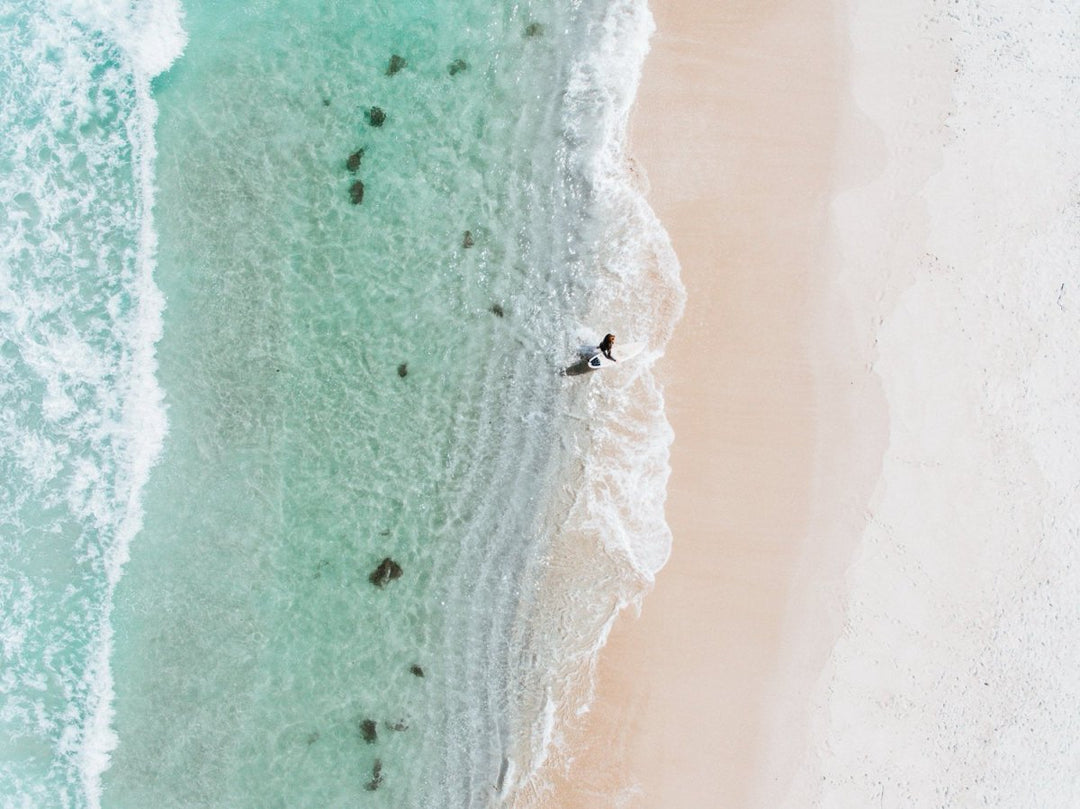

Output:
xmin=536 ymin=0 xmax=1080 ymax=804
xmin=539 ymin=0 xmax=889 ymax=806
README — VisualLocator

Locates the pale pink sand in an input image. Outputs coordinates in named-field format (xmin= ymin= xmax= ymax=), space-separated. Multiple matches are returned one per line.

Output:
xmin=540 ymin=0 xmax=887 ymax=806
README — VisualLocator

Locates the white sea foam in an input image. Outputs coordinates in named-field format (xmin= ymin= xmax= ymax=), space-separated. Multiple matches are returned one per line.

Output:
xmin=504 ymin=0 xmax=683 ymax=802
xmin=563 ymin=0 xmax=682 ymax=581
xmin=64 ymin=0 xmax=188 ymax=78
xmin=0 ymin=0 xmax=181 ymax=804
xmin=768 ymin=2 xmax=1080 ymax=806
xmin=77 ymin=72 xmax=170 ymax=808
xmin=76 ymin=28 xmax=176 ymax=809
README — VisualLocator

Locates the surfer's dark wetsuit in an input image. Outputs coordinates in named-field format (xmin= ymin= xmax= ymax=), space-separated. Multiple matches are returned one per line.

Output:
xmin=599 ymin=333 xmax=616 ymax=361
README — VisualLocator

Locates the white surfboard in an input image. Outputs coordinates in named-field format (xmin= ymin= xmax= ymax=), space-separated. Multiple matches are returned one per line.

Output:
xmin=586 ymin=341 xmax=645 ymax=369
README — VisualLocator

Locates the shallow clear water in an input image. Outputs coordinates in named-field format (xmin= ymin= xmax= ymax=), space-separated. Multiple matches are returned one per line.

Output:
xmin=1 ymin=0 xmax=680 ymax=807
xmin=107 ymin=2 xmax=588 ymax=805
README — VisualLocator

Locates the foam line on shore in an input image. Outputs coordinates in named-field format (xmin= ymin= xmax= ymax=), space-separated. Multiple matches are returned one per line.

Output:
xmin=59 ymin=0 xmax=186 ymax=802
xmin=502 ymin=0 xmax=685 ymax=802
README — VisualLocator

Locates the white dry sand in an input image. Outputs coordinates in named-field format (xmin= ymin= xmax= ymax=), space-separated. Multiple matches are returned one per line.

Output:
xmin=538 ymin=1 xmax=1080 ymax=808
xmin=772 ymin=2 xmax=1080 ymax=806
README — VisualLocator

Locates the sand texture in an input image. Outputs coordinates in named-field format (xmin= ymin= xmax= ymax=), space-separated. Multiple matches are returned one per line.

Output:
xmin=541 ymin=0 xmax=1080 ymax=805
xmin=539 ymin=0 xmax=888 ymax=806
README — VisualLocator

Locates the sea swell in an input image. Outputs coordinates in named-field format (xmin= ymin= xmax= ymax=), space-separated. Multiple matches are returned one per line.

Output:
xmin=0 ymin=0 xmax=183 ymax=804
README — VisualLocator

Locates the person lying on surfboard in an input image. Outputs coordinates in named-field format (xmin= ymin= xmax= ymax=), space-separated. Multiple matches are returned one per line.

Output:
xmin=598 ymin=333 xmax=616 ymax=361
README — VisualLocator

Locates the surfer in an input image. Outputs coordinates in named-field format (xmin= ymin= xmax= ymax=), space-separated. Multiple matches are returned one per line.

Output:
xmin=598 ymin=333 xmax=616 ymax=361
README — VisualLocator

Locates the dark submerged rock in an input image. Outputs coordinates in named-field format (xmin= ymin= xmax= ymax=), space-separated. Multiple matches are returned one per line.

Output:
xmin=346 ymin=148 xmax=364 ymax=172
xmin=489 ymin=303 xmax=505 ymax=318
xmin=385 ymin=719 xmax=409 ymax=732
xmin=359 ymin=718 xmax=378 ymax=743
xmin=462 ymin=230 xmax=474 ymax=248
xmin=305 ymin=731 xmax=320 ymax=745
xmin=524 ymin=22 xmax=544 ymax=37
xmin=367 ymin=106 xmax=386 ymax=127
xmin=397 ymin=362 xmax=408 ymax=378
xmin=369 ymin=557 xmax=403 ymax=587
xmin=322 ymin=97 xmax=331 ymax=107
xmin=349 ymin=180 xmax=365 ymax=205
xmin=448 ymin=58 xmax=468 ymax=76
xmin=409 ymin=664 xmax=425 ymax=678
xmin=386 ymin=54 xmax=406 ymax=75
xmin=365 ymin=759 xmax=383 ymax=791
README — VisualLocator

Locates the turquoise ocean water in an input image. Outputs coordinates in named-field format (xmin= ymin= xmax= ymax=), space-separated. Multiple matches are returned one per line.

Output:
xmin=0 ymin=0 xmax=681 ymax=806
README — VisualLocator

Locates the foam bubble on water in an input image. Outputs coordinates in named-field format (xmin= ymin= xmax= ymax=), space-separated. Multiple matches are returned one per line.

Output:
xmin=64 ymin=0 xmax=188 ymax=78
xmin=78 ymin=68 xmax=170 ymax=809
xmin=504 ymin=0 xmax=684 ymax=802
xmin=77 ymin=0 xmax=182 ymax=795
xmin=562 ymin=0 xmax=683 ymax=582
xmin=562 ymin=0 xmax=655 ymax=201
xmin=0 ymin=1 xmax=180 ymax=805
xmin=15 ymin=432 xmax=67 ymax=491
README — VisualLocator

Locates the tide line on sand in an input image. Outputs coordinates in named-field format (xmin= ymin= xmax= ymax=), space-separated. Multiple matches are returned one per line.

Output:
xmin=535 ymin=0 xmax=887 ymax=806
